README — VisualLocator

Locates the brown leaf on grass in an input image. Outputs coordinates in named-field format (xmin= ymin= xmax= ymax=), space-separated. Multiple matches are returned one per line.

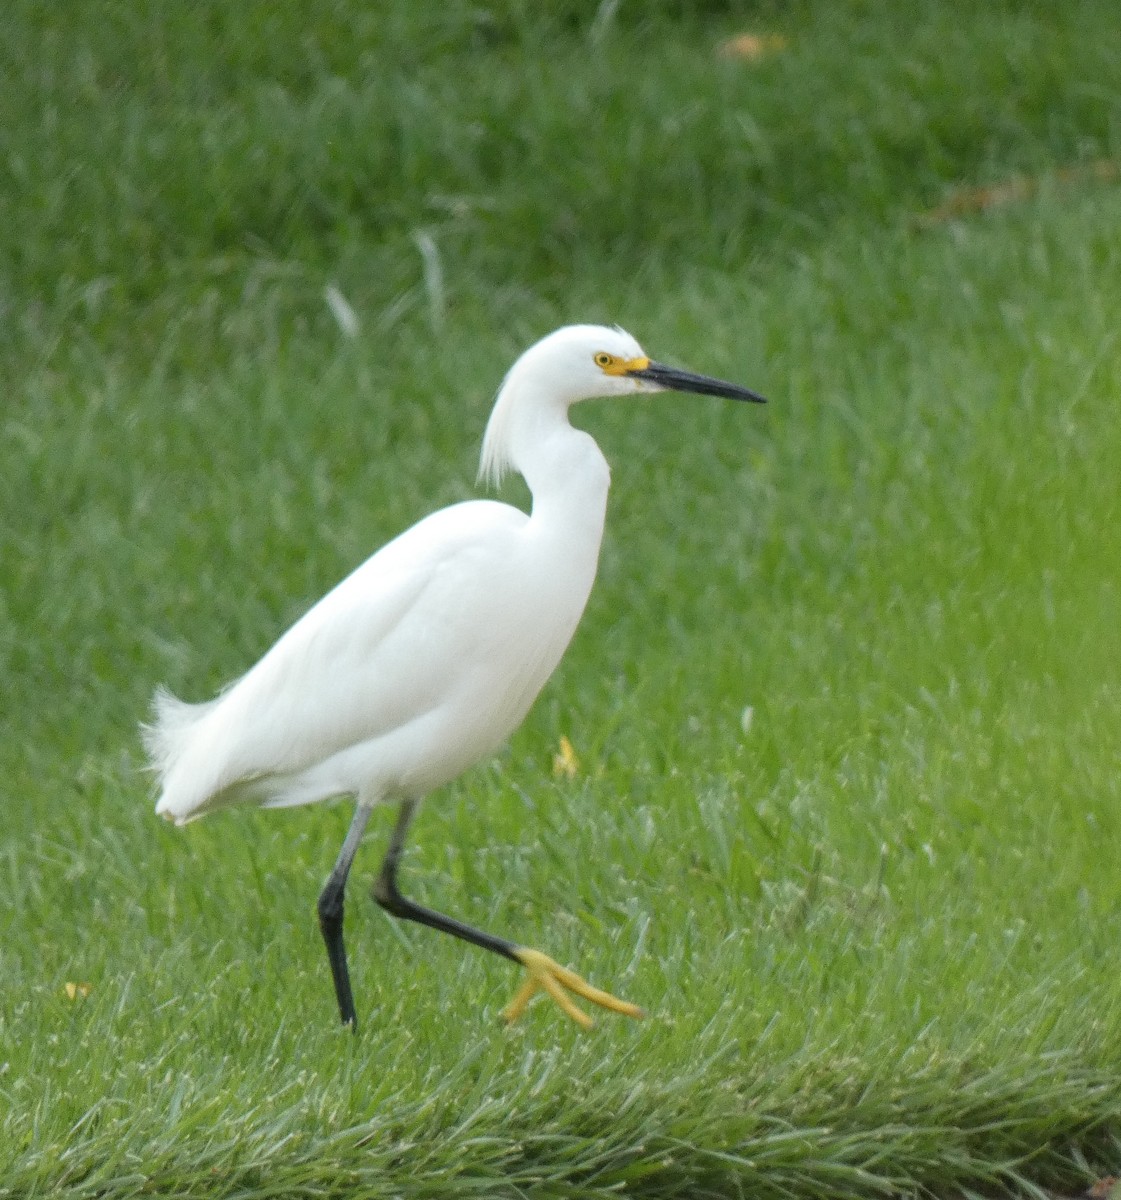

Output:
xmin=916 ymin=159 xmax=1120 ymax=227
xmin=717 ymin=33 xmax=788 ymax=61
xmin=1048 ymin=1176 xmax=1121 ymax=1200
xmin=552 ymin=735 xmax=580 ymax=779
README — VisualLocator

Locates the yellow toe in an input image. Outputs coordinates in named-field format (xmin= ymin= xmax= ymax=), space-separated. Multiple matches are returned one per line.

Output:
xmin=501 ymin=947 xmax=644 ymax=1029
xmin=502 ymin=974 xmax=541 ymax=1024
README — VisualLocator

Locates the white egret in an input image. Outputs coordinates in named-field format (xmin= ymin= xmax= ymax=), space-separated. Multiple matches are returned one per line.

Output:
xmin=143 ymin=324 xmax=765 ymax=1030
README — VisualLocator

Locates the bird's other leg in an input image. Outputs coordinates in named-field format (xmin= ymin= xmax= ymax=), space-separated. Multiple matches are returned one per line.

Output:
xmin=371 ymin=799 xmax=643 ymax=1029
xmin=372 ymin=798 xmax=520 ymax=960
xmin=317 ymin=803 xmax=373 ymax=1030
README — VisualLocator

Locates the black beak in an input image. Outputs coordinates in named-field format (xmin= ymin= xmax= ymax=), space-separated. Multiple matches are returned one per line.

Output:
xmin=628 ymin=361 xmax=767 ymax=404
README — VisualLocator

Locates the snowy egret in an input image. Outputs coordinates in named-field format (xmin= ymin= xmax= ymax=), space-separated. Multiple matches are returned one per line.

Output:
xmin=143 ymin=324 xmax=765 ymax=1031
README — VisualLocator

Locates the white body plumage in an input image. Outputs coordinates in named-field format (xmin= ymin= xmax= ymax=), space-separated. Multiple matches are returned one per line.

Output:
xmin=148 ymin=478 xmax=607 ymax=822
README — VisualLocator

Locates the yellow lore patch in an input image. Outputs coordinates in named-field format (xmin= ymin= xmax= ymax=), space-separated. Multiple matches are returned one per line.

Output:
xmin=594 ymin=352 xmax=650 ymax=376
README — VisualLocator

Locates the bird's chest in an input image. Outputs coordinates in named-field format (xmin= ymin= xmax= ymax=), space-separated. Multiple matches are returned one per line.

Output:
xmin=460 ymin=544 xmax=594 ymax=677
xmin=376 ymin=546 xmax=595 ymax=794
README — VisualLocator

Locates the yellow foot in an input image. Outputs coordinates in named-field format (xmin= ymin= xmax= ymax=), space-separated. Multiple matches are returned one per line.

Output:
xmin=501 ymin=947 xmax=645 ymax=1030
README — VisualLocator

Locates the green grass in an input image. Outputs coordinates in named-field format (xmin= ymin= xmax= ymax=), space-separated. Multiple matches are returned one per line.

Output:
xmin=3 ymin=1 xmax=1121 ymax=1196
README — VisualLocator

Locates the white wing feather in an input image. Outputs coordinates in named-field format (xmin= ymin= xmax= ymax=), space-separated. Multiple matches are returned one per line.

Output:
xmin=147 ymin=499 xmax=534 ymax=822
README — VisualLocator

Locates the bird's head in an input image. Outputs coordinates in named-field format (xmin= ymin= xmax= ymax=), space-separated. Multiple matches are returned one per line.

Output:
xmin=480 ymin=323 xmax=766 ymax=486
xmin=510 ymin=324 xmax=768 ymax=406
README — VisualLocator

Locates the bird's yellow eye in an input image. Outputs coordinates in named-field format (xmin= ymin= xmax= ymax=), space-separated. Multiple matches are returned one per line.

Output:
xmin=594 ymin=352 xmax=615 ymax=369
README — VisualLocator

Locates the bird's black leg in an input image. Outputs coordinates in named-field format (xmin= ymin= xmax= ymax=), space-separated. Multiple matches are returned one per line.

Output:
xmin=371 ymin=798 xmax=643 ymax=1028
xmin=318 ymin=804 xmax=373 ymax=1029
xmin=371 ymin=798 xmax=519 ymax=962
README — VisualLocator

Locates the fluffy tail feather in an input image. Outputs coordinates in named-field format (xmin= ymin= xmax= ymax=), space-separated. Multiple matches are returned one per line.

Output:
xmin=142 ymin=687 xmax=222 ymax=824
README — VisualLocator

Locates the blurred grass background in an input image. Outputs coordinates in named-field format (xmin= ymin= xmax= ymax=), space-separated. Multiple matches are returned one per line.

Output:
xmin=3 ymin=0 xmax=1118 ymax=363
xmin=2 ymin=1 xmax=1121 ymax=1196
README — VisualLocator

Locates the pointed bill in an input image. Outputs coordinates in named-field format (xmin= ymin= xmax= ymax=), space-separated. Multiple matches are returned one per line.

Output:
xmin=627 ymin=361 xmax=767 ymax=404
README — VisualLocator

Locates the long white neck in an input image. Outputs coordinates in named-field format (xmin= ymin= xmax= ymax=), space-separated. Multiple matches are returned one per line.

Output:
xmin=479 ymin=365 xmax=611 ymax=542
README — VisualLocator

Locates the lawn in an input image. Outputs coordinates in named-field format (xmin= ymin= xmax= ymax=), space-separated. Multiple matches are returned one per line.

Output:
xmin=2 ymin=2 xmax=1121 ymax=1196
